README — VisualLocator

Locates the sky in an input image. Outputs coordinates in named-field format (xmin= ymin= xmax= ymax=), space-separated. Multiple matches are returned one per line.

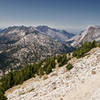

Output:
xmin=0 ymin=0 xmax=100 ymax=32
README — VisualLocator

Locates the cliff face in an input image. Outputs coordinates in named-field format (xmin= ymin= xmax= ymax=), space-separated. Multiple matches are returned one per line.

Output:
xmin=5 ymin=47 xmax=100 ymax=100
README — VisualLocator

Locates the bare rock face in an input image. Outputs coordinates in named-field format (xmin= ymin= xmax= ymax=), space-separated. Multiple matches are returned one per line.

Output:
xmin=5 ymin=47 xmax=100 ymax=100
xmin=0 ymin=26 xmax=73 ymax=70
xmin=67 ymin=25 xmax=100 ymax=47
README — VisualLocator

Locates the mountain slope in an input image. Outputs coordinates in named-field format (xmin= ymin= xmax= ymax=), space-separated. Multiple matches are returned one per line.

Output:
xmin=0 ymin=26 xmax=36 ymax=44
xmin=36 ymin=25 xmax=75 ymax=42
xmin=0 ymin=26 xmax=73 ymax=71
xmin=5 ymin=47 xmax=100 ymax=100
xmin=67 ymin=25 xmax=100 ymax=46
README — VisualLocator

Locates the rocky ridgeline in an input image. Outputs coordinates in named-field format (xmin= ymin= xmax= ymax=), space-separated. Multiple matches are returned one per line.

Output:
xmin=67 ymin=25 xmax=100 ymax=47
xmin=0 ymin=26 xmax=73 ymax=71
xmin=36 ymin=25 xmax=75 ymax=42
xmin=5 ymin=47 xmax=100 ymax=100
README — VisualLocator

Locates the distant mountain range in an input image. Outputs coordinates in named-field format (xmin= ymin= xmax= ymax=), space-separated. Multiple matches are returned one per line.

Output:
xmin=0 ymin=26 xmax=74 ymax=71
xmin=0 ymin=25 xmax=100 ymax=71
xmin=66 ymin=25 xmax=100 ymax=46
xmin=36 ymin=25 xmax=75 ymax=42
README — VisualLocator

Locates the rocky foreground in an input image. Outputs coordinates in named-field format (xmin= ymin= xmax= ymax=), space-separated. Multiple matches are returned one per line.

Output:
xmin=5 ymin=47 xmax=100 ymax=100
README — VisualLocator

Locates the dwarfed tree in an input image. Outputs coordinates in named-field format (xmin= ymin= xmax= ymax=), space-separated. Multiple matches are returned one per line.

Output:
xmin=91 ymin=40 xmax=96 ymax=48
xmin=66 ymin=63 xmax=73 ymax=71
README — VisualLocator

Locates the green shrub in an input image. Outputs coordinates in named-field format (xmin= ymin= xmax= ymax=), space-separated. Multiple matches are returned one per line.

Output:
xmin=66 ymin=64 xmax=73 ymax=71
xmin=0 ymin=92 xmax=7 ymax=100
xmin=43 ymin=56 xmax=56 ymax=74
xmin=0 ymin=95 xmax=6 ymax=100
xmin=39 ymin=67 xmax=44 ymax=76
xmin=57 ymin=54 xmax=68 ymax=67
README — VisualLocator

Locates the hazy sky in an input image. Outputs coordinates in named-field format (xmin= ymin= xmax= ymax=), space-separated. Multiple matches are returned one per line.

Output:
xmin=0 ymin=0 xmax=100 ymax=32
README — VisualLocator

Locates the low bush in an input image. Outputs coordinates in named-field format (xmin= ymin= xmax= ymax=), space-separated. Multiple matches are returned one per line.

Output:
xmin=66 ymin=64 xmax=73 ymax=71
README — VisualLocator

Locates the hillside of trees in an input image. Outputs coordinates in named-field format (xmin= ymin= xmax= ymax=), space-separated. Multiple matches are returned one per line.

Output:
xmin=0 ymin=54 xmax=70 ymax=100
xmin=72 ymin=40 xmax=97 ymax=58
